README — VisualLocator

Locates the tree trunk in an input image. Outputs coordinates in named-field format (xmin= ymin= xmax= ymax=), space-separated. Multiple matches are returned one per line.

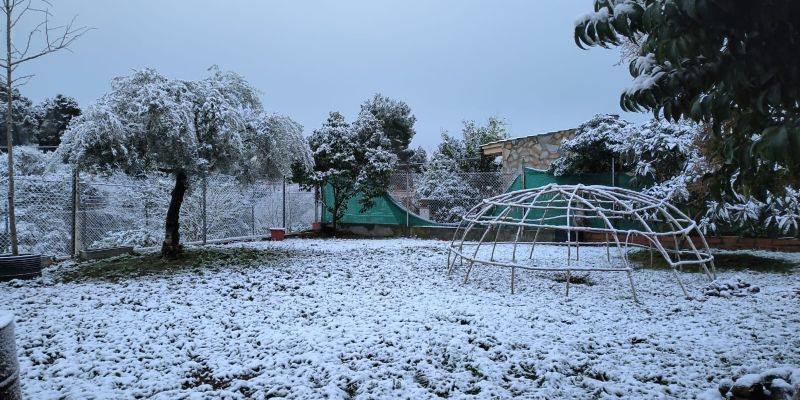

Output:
xmin=161 ymin=171 xmax=188 ymax=259
xmin=5 ymin=6 xmax=18 ymax=256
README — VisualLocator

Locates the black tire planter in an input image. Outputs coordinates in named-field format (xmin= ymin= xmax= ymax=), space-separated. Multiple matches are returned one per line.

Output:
xmin=0 ymin=253 xmax=42 ymax=282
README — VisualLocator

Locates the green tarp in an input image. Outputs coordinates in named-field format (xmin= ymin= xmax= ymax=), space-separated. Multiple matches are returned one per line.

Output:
xmin=321 ymin=168 xmax=633 ymax=227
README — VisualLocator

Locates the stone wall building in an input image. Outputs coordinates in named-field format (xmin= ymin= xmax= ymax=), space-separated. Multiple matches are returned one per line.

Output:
xmin=480 ymin=128 xmax=576 ymax=173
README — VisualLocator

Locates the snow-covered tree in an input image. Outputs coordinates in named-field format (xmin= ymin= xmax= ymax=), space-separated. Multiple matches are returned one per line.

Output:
xmin=58 ymin=67 xmax=311 ymax=258
xmin=359 ymin=93 xmax=417 ymax=165
xmin=436 ymin=117 xmax=509 ymax=172
xmin=293 ymin=111 xmax=396 ymax=230
xmin=413 ymin=154 xmax=479 ymax=223
xmin=0 ymin=85 xmax=38 ymax=145
xmin=550 ymin=114 xmax=632 ymax=176
xmin=35 ymin=94 xmax=81 ymax=147
xmin=575 ymin=0 xmax=800 ymax=195
xmin=407 ymin=146 xmax=428 ymax=172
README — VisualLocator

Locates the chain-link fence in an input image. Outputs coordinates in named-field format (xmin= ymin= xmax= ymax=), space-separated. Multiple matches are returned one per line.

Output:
xmin=0 ymin=173 xmax=316 ymax=257
xmin=388 ymin=170 xmax=518 ymax=224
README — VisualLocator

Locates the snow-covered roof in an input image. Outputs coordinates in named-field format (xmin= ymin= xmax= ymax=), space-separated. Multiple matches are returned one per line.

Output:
xmin=480 ymin=128 xmax=577 ymax=148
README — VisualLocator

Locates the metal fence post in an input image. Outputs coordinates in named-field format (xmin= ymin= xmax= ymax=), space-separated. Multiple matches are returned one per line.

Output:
xmin=251 ymin=203 xmax=256 ymax=236
xmin=71 ymin=169 xmax=80 ymax=256
xmin=201 ymin=174 xmax=207 ymax=244
xmin=314 ymin=186 xmax=320 ymax=224
xmin=405 ymin=171 xmax=411 ymax=234
xmin=282 ymin=176 xmax=287 ymax=230
xmin=521 ymin=160 xmax=526 ymax=190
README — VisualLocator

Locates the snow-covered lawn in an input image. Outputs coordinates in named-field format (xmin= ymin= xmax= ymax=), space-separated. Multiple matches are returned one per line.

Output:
xmin=1 ymin=238 xmax=799 ymax=399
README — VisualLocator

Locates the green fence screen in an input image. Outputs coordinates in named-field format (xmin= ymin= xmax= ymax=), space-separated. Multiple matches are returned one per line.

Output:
xmin=321 ymin=169 xmax=633 ymax=227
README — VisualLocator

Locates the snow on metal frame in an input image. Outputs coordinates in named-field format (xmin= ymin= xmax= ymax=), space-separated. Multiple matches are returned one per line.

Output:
xmin=447 ymin=184 xmax=716 ymax=301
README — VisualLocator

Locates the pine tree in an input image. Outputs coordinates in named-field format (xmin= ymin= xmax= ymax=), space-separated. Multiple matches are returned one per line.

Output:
xmin=35 ymin=94 xmax=81 ymax=147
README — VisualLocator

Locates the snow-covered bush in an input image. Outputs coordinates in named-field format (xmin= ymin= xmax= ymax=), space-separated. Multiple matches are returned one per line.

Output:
xmin=702 ymin=367 xmax=800 ymax=400
xmin=550 ymin=114 xmax=632 ymax=176
xmin=552 ymin=114 xmax=800 ymax=237
xmin=413 ymin=155 xmax=480 ymax=223
xmin=89 ymin=229 xmax=161 ymax=249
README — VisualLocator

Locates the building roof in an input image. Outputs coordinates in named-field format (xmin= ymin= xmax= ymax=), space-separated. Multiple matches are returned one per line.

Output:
xmin=480 ymin=128 xmax=577 ymax=148
xmin=480 ymin=128 xmax=576 ymax=156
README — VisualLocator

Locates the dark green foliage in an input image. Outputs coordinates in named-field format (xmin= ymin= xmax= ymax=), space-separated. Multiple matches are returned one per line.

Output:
xmin=549 ymin=114 xmax=629 ymax=176
xmin=360 ymin=93 xmax=417 ymax=165
xmin=292 ymin=112 xmax=396 ymax=229
xmin=437 ymin=117 xmax=508 ymax=172
xmin=35 ymin=94 xmax=81 ymax=147
xmin=0 ymin=83 xmax=38 ymax=145
xmin=575 ymin=0 xmax=800 ymax=196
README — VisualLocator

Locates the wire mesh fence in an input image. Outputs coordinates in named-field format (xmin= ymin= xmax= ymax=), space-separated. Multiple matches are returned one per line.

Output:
xmin=388 ymin=170 xmax=518 ymax=224
xmin=0 ymin=173 xmax=317 ymax=257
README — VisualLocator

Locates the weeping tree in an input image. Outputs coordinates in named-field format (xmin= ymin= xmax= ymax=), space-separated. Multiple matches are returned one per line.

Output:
xmin=58 ymin=67 xmax=312 ymax=258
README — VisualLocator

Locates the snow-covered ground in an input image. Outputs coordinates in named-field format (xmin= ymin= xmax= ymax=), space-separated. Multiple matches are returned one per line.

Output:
xmin=1 ymin=238 xmax=798 ymax=399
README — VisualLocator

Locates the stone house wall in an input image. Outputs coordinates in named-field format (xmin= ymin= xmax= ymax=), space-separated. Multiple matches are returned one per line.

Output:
xmin=493 ymin=129 xmax=576 ymax=173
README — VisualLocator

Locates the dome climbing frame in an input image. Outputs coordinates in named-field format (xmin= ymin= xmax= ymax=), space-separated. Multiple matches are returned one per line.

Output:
xmin=447 ymin=184 xmax=716 ymax=301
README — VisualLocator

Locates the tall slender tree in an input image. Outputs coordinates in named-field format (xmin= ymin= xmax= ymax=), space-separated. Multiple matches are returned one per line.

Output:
xmin=2 ymin=0 xmax=89 ymax=254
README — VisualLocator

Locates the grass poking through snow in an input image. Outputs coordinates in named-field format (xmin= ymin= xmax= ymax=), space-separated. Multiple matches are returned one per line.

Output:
xmin=627 ymin=250 xmax=797 ymax=273
xmin=59 ymin=246 xmax=300 ymax=283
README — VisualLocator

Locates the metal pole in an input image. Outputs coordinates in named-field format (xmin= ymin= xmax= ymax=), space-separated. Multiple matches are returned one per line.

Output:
xmin=70 ymin=168 xmax=80 ymax=255
xmin=71 ymin=169 xmax=80 ymax=256
xmin=405 ymin=171 xmax=410 ymax=234
xmin=201 ymin=175 xmax=207 ymax=244
xmin=521 ymin=160 xmax=526 ymax=190
xmin=314 ymin=186 xmax=320 ymax=223
xmin=282 ymin=176 xmax=287 ymax=229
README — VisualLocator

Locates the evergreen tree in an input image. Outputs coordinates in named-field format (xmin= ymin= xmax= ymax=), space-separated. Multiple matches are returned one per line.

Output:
xmin=0 ymin=84 xmax=38 ymax=145
xmin=293 ymin=112 xmax=396 ymax=230
xmin=407 ymin=146 xmax=428 ymax=172
xmin=436 ymin=117 xmax=508 ymax=172
xmin=359 ymin=93 xmax=416 ymax=165
xmin=35 ymin=94 xmax=81 ymax=147
xmin=575 ymin=0 xmax=800 ymax=195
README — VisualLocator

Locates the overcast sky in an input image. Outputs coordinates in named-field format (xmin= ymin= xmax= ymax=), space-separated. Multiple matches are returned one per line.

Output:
xmin=17 ymin=0 xmax=647 ymax=151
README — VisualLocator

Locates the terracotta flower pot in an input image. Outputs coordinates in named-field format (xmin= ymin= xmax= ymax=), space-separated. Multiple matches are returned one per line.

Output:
xmin=270 ymin=228 xmax=286 ymax=241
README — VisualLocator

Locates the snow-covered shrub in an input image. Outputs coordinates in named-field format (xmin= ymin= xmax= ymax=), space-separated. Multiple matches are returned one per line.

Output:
xmin=413 ymin=155 xmax=479 ymax=223
xmin=550 ymin=114 xmax=632 ymax=176
xmin=0 ymin=145 xmax=54 ymax=176
xmin=700 ymin=189 xmax=800 ymax=237
xmin=552 ymin=114 xmax=800 ymax=237
xmin=89 ymin=229 xmax=161 ymax=249
xmin=702 ymin=367 xmax=800 ymax=400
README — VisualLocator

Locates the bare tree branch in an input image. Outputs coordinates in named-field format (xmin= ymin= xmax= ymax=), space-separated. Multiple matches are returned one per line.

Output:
xmin=10 ymin=72 xmax=32 ymax=85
